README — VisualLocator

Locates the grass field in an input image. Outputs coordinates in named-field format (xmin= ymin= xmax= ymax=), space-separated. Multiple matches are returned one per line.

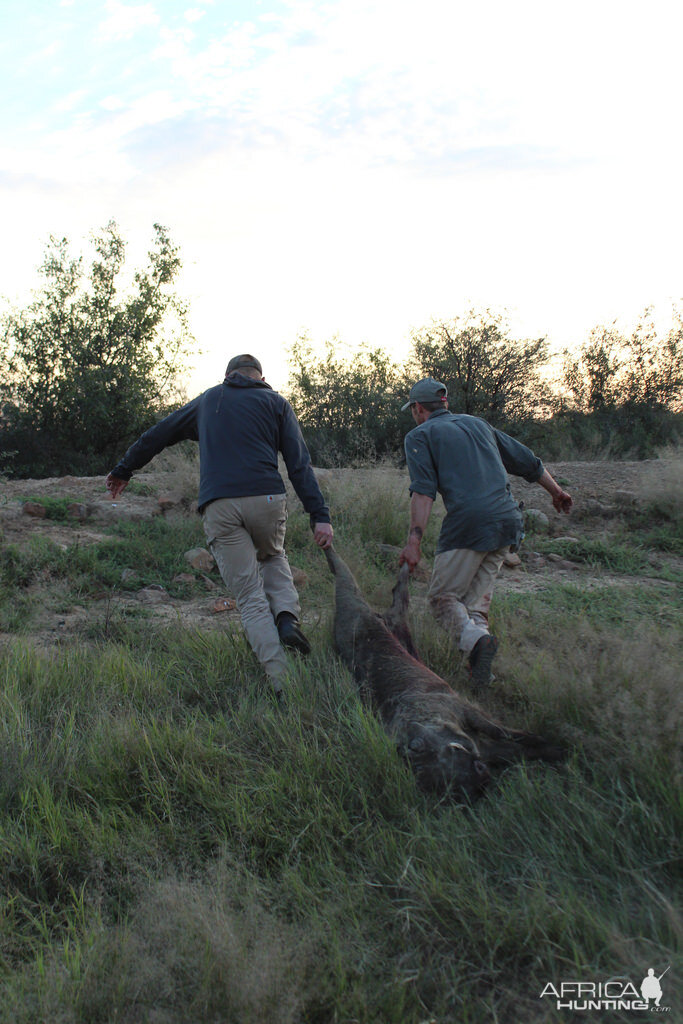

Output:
xmin=0 ymin=456 xmax=680 ymax=1022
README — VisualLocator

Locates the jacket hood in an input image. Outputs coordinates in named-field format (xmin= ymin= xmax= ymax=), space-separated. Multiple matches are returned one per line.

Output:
xmin=223 ymin=372 xmax=272 ymax=390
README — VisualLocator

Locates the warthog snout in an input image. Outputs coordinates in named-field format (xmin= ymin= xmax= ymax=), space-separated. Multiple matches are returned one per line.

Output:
xmin=404 ymin=723 xmax=492 ymax=800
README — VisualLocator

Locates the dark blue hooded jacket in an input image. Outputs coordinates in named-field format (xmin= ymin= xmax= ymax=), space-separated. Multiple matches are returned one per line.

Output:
xmin=110 ymin=374 xmax=330 ymax=524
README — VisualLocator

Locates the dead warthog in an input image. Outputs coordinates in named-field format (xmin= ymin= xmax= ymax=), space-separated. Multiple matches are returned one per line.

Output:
xmin=324 ymin=546 xmax=563 ymax=802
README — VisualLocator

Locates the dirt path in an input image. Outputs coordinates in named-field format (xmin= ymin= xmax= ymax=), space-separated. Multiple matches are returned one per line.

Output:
xmin=0 ymin=459 xmax=678 ymax=649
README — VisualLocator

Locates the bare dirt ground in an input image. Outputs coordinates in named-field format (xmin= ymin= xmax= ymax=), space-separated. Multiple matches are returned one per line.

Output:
xmin=0 ymin=460 xmax=679 ymax=649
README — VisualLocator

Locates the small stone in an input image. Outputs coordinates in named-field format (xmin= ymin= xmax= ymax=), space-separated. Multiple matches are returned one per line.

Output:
xmin=547 ymin=553 xmax=580 ymax=569
xmin=121 ymin=568 xmax=137 ymax=582
xmin=184 ymin=547 xmax=215 ymax=572
xmin=158 ymin=495 xmax=177 ymax=511
xmin=67 ymin=502 xmax=89 ymax=521
xmin=22 ymin=501 xmax=46 ymax=518
xmin=212 ymin=596 xmax=237 ymax=613
xmin=582 ymin=499 xmax=614 ymax=516
xmin=137 ymin=586 xmax=171 ymax=604
xmin=614 ymin=489 xmax=637 ymax=506
xmin=503 ymin=552 xmax=522 ymax=567
xmin=172 ymin=573 xmax=196 ymax=585
xmin=291 ymin=567 xmax=308 ymax=587
xmin=555 ymin=536 xmax=580 ymax=544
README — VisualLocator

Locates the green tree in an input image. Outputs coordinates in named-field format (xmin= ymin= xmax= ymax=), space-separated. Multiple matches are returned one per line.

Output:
xmin=409 ymin=310 xmax=552 ymax=427
xmin=562 ymin=326 xmax=622 ymax=411
xmin=555 ymin=311 xmax=683 ymax=457
xmin=0 ymin=221 xmax=194 ymax=477
xmin=287 ymin=335 xmax=408 ymax=465
xmin=562 ymin=311 xmax=682 ymax=413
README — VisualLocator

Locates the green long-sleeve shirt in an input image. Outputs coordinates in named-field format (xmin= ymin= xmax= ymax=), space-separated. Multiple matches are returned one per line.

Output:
xmin=404 ymin=409 xmax=543 ymax=553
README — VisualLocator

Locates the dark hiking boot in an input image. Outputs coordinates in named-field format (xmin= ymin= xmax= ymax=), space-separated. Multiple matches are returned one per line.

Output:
xmin=271 ymin=685 xmax=286 ymax=707
xmin=276 ymin=612 xmax=311 ymax=656
xmin=468 ymin=635 xmax=498 ymax=686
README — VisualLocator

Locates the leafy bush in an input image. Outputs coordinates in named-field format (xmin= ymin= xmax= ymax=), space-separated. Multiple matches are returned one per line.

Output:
xmin=287 ymin=334 xmax=409 ymax=465
xmin=0 ymin=222 xmax=194 ymax=478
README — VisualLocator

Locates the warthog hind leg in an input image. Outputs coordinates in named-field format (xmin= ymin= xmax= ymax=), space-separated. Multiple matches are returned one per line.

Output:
xmin=462 ymin=704 xmax=566 ymax=766
xmin=381 ymin=563 xmax=421 ymax=661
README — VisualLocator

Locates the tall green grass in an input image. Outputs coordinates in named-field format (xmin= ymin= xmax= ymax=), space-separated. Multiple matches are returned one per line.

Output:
xmin=0 ymin=463 xmax=680 ymax=1022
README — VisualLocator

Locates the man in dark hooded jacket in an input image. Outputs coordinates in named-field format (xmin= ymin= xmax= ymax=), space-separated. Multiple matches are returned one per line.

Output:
xmin=106 ymin=354 xmax=333 ymax=694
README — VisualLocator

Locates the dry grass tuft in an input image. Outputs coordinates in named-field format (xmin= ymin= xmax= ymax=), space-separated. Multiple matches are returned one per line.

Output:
xmin=7 ymin=864 xmax=317 ymax=1024
xmin=636 ymin=447 xmax=683 ymax=516
xmin=142 ymin=444 xmax=200 ymax=504
xmin=508 ymin=618 xmax=682 ymax=783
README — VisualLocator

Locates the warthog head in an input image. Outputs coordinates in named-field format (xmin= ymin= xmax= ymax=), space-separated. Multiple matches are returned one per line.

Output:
xmin=401 ymin=721 xmax=491 ymax=800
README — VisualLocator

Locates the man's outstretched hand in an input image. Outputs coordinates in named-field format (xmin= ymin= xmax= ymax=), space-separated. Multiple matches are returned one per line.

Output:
xmin=105 ymin=473 xmax=128 ymax=500
xmin=313 ymin=522 xmax=334 ymax=549
xmin=552 ymin=489 xmax=573 ymax=514
xmin=399 ymin=537 xmax=421 ymax=572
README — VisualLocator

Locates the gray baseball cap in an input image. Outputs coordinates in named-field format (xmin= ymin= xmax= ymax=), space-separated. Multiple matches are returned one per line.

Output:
xmin=401 ymin=377 xmax=448 ymax=411
xmin=225 ymin=354 xmax=263 ymax=376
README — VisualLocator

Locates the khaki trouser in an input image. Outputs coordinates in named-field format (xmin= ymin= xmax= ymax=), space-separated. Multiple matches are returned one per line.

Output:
xmin=428 ymin=546 xmax=509 ymax=654
xmin=202 ymin=494 xmax=300 ymax=684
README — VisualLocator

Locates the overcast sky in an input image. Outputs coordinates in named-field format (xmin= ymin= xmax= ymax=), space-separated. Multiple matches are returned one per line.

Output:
xmin=2 ymin=0 xmax=681 ymax=393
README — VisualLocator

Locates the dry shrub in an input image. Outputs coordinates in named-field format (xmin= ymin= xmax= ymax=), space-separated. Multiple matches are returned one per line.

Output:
xmin=323 ymin=464 xmax=412 ymax=546
xmin=142 ymin=444 xmax=200 ymax=504
xmin=11 ymin=865 xmax=318 ymax=1024
xmin=636 ymin=447 xmax=683 ymax=517
xmin=532 ymin=621 xmax=682 ymax=783
xmin=102 ymin=876 xmax=312 ymax=1024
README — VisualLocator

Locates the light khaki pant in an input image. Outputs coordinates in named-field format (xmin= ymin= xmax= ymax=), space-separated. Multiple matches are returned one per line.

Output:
xmin=428 ymin=546 xmax=509 ymax=654
xmin=202 ymin=494 xmax=300 ymax=684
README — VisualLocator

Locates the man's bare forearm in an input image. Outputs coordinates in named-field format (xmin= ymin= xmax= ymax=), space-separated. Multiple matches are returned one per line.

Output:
xmin=408 ymin=492 xmax=434 ymax=539
xmin=399 ymin=493 xmax=434 ymax=570
xmin=538 ymin=469 xmax=573 ymax=513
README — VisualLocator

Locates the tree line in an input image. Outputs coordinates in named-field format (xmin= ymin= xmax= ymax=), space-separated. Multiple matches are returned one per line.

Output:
xmin=289 ymin=311 xmax=682 ymax=465
xmin=1 ymin=224 xmax=681 ymax=478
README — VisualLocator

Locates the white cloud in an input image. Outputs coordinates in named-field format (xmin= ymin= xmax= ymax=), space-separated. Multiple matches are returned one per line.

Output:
xmin=2 ymin=0 xmax=682 ymax=397
xmin=152 ymin=24 xmax=197 ymax=61
xmin=99 ymin=0 xmax=160 ymax=40
xmin=35 ymin=40 xmax=61 ymax=60
xmin=113 ymin=0 xmax=638 ymax=174
xmin=53 ymin=89 xmax=88 ymax=113
xmin=100 ymin=95 xmax=126 ymax=111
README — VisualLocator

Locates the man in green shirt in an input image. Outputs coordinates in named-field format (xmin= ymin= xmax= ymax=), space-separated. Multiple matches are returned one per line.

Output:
xmin=399 ymin=378 xmax=572 ymax=685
